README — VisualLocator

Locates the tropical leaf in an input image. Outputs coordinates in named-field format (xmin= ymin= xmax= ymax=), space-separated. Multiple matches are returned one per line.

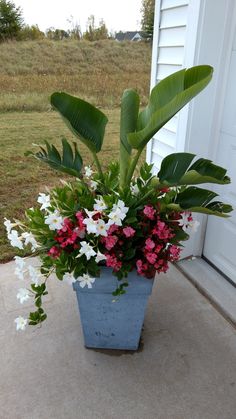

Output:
xmin=128 ymin=66 xmax=213 ymax=150
xmin=51 ymin=92 xmax=108 ymax=153
xmin=119 ymin=89 xmax=140 ymax=187
xmin=157 ymin=153 xmax=231 ymax=186
xmin=25 ymin=138 xmax=83 ymax=177
xmin=171 ymin=186 xmax=233 ymax=217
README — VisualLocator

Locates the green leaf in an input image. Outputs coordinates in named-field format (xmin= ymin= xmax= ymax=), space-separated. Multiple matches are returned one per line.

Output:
xmin=119 ymin=89 xmax=140 ymax=187
xmin=128 ymin=66 xmax=213 ymax=150
xmin=26 ymin=138 xmax=83 ymax=177
xmin=51 ymin=92 xmax=108 ymax=153
xmin=175 ymin=186 xmax=218 ymax=208
xmin=157 ymin=153 xmax=231 ymax=186
xmin=158 ymin=153 xmax=195 ymax=183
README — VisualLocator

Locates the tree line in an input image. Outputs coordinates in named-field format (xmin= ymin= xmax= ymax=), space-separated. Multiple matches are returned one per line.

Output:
xmin=0 ymin=0 xmax=155 ymax=42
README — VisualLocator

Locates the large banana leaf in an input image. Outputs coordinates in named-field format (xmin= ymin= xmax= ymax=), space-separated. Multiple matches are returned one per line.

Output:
xmin=157 ymin=153 xmax=231 ymax=186
xmin=25 ymin=138 xmax=83 ymax=177
xmin=51 ymin=92 xmax=108 ymax=153
xmin=172 ymin=186 xmax=233 ymax=217
xmin=128 ymin=66 xmax=213 ymax=150
xmin=119 ymin=89 xmax=140 ymax=187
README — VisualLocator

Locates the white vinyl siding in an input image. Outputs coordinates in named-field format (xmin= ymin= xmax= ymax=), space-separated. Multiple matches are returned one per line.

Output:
xmin=147 ymin=0 xmax=190 ymax=171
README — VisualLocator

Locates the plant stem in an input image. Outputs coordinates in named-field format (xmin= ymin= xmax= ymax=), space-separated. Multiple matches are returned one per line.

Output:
xmin=125 ymin=148 xmax=143 ymax=187
xmin=92 ymin=152 xmax=104 ymax=181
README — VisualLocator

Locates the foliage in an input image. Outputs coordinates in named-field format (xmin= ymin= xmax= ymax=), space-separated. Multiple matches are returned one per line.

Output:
xmin=45 ymin=27 xmax=69 ymax=41
xmin=141 ymin=0 xmax=155 ymax=39
xmin=0 ymin=0 xmax=23 ymax=41
xmin=83 ymin=15 xmax=109 ymax=41
xmin=5 ymin=65 xmax=233 ymax=330
xmin=18 ymin=24 xmax=45 ymax=41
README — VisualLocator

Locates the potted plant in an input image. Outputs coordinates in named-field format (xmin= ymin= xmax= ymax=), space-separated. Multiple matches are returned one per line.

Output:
xmin=5 ymin=65 xmax=232 ymax=350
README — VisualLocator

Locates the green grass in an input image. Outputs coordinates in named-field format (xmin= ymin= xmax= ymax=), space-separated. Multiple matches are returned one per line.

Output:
xmin=0 ymin=39 xmax=151 ymax=111
xmin=0 ymin=109 xmax=122 ymax=262
xmin=0 ymin=39 xmax=151 ymax=261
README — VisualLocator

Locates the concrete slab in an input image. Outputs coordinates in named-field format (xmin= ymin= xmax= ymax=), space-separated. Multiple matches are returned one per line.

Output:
xmin=1 ymin=259 xmax=236 ymax=419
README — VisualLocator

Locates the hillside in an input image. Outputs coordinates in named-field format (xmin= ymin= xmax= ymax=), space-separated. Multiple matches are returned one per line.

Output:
xmin=0 ymin=39 xmax=152 ymax=111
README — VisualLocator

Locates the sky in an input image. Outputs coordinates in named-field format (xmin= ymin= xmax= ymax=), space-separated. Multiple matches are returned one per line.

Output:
xmin=14 ymin=0 xmax=142 ymax=34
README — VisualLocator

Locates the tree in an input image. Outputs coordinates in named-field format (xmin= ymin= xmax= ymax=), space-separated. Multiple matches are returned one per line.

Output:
xmin=19 ymin=24 xmax=45 ymax=41
xmin=83 ymin=15 xmax=109 ymax=41
xmin=45 ymin=27 xmax=69 ymax=41
xmin=0 ymin=0 xmax=23 ymax=41
xmin=141 ymin=0 xmax=155 ymax=39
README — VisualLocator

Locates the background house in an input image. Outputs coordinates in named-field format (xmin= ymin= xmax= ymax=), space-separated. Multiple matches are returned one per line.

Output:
xmin=115 ymin=31 xmax=144 ymax=41
xmin=149 ymin=0 xmax=236 ymax=291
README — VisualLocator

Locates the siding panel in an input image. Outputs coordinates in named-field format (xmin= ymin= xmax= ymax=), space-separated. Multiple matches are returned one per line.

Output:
xmin=160 ymin=5 xmax=188 ymax=28
xmin=159 ymin=27 xmax=186 ymax=46
xmin=148 ymin=0 xmax=189 ymax=170
xmin=158 ymin=46 xmax=184 ymax=64
xmin=161 ymin=0 xmax=189 ymax=10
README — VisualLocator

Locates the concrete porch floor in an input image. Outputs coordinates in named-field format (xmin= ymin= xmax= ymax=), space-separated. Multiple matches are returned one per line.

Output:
xmin=1 ymin=260 xmax=236 ymax=419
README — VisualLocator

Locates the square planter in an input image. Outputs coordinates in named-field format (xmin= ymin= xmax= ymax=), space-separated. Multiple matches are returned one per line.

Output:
xmin=73 ymin=267 xmax=154 ymax=350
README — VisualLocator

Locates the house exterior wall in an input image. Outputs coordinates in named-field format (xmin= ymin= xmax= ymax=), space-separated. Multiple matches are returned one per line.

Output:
xmin=148 ymin=0 xmax=236 ymax=257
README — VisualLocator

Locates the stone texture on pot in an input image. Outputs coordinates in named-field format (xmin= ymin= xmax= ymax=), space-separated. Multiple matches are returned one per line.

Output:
xmin=73 ymin=267 xmax=154 ymax=350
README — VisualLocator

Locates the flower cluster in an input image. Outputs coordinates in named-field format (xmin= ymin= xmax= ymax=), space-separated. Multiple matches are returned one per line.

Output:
xmin=5 ymin=164 xmax=200 ymax=331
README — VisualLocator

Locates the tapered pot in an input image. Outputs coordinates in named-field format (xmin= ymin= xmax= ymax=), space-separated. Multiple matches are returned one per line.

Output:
xmin=73 ymin=267 xmax=154 ymax=350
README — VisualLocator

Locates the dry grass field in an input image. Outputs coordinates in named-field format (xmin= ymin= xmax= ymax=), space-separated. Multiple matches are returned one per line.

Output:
xmin=0 ymin=39 xmax=151 ymax=111
xmin=0 ymin=39 xmax=151 ymax=261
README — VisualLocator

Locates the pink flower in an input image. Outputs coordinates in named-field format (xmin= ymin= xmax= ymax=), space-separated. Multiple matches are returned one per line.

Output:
xmin=123 ymin=226 xmax=135 ymax=238
xmin=136 ymin=259 xmax=148 ymax=275
xmin=48 ymin=246 xmax=61 ymax=259
xmin=155 ymin=244 xmax=162 ymax=254
xmin=107 ymin=224 xmax=119 ymax=235
xmin=104 ymin=235 xmax=118 ymax=250
xmin=169 ymin=245 xmax=181 ymax=261
xmin=145 ymin=238 xmax=155 ymax=252
xmin=145 ymin=252 xmax=157 ymax=264
xmin=143 ymin=205 xmax=156 ymax=220
xmin=106 ymin=254 xmax=122 ymax=271
xmin=153 ymin=221 xmax=174 ymax=240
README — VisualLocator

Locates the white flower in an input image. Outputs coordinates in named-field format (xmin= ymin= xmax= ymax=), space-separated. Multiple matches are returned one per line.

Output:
xmin=84 ymin=166 xmax=94 ymax=178
xmin=93 ymin=197 xmax=107 ymax=211
xmin=83 ymin=217 xmax=98 ymax=234
xmin=14 ymin=257 xmax=26 ymax=280
xmin=95 ymin=219 xmax=109 ymax=237
xmin=63 ymin=272 xmax=76 ymax=286
xmin=178 ymin=212 xmax=190 ymax=232
xmin=37 ymin=193 xmax=51 ymax=211
xmin=22 ymin=232 xmax=39 ymax=252
xmin=14 ymin=256 xmax=25 ymax=270
xmin=178 ymin=212 xmax=200 ymax=233
xmin=108 ymin=200 xmax=129 ymax=226
xmin=90 ymin=180 xmax=98 ymax=191
xmin=130 ymin=183 xmax=139 ymax=196
xmin=116 ymin=200 xmax=129 ymax=214
xmin=84 ymin=208 xmax=98 ymax=218
xmin=7 ymin=230 xmax=24 ymax=249
xmin=16 ymin=288 xmax=30 ymax=304
xmin=28 ymin=265 xmax=41 ymax=285
xmin=78 ymin=241 xmax=96 ymax=260
xmin=4 ymin=218 xmax=14 ymax=234
xmin=95 ymin=251 xmax=106 ymax=263
xmin=45 ymin=210 xmax=64 ymax=231
xmin=108 ymin=211 xmax=123 ymax=226
xmin=14 ymin=316 xmax=27 ymax=331
xmin=77 ymin=273 xmax=95 ymax=289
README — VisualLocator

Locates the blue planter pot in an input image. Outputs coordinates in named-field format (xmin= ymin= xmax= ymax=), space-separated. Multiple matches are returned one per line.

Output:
xmin=73 ymin=267 xmax=154 ymax=350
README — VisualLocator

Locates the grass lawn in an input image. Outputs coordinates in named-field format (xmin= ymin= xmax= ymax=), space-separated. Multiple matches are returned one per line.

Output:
xmin=0 ymin=109 xmax=122 ymax=262
xmin=0 ymin=39 xmax=150 ymax=262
